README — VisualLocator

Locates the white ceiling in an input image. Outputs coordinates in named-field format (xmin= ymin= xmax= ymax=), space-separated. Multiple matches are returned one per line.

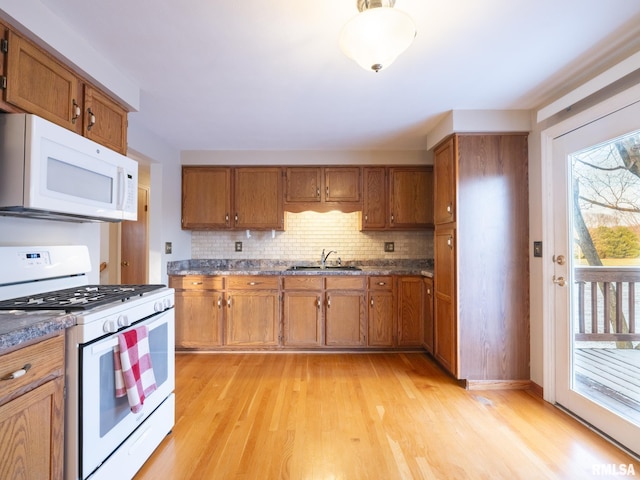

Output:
xmin=35 ymin=0 xmax=640 ymax=151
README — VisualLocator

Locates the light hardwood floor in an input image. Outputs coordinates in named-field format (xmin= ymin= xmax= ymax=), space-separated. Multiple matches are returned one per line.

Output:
xmin=135 ymin=353 xmax=639 ymax=479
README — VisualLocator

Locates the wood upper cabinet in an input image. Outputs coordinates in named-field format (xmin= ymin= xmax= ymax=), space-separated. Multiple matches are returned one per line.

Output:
xmin=225 ymin=276 xmax=281 ymax=346
xmin=423 ymin=277 xmax=434 ymax=354
xmin=0 ymin=335 xmax=65 ymax=480
xmin=234 ymin=167 xmax=284 ymax=230
xmin=284 ymin=167 xmax=361 ymax=212
xmin=389 ymin=167 xmax=434 ymax=229
xmin=433 ymin=137 xmax=456 ymax=224
xmin=2 ymin=28 xmax=128 ymax=153
xmin=282 ymin=276 xmax=323 ymax=347
xmin=396 ymin=276 xmax=424 ymax=346
xmin=324 ymin=276 xmax=366 ymax=347
xmin=4 ymin=30 xmax=81 ymax=132
xmin=367 ymin=276 xmax=395 ymax=347
xmin=182 ymin=167 xmax=232 ymax=229
xmin=362 ymin=167 xmax=387 ymax=230
xmin=83 ymin=85 xmax=128 ymax=154
xmin=169 ymin=276 xmax=224 ymax=349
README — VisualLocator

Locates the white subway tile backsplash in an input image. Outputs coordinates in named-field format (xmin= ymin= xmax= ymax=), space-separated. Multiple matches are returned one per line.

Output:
xmin=191 ymin=211 xmax=433 ymax=261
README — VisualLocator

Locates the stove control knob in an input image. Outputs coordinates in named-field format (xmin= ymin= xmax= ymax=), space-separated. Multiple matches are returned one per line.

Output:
xmin=117 ymin=315 xmax=130 ymax=327
xmin=163 ymin=298 xmax=172 ymax=309
xmin=154 ymin=301 xmax=164 ymax=312
xmin=103 ymin=320 xmax=117 ymax=333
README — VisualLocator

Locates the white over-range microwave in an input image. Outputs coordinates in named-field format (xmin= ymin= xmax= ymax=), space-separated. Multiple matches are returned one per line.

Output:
xmin=0 ymin=113 xmax=137 ymax=222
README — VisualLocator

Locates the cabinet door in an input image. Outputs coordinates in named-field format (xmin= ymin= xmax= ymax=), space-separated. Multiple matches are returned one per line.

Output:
xmin=434 ymin=226 xmax=457 ymax=374
xmin=397 ymin=276 xmax=424 ymax=346
xmin=174 ymin=290 xmax=223 ymax=348
xmin=423 ymin=277 xmax=434 ymax=354
xmin=83 ymin=85 xmax=128 ymax=154
xmin=0 ymin=377 xmax=64 ymax=480
xmin=234 ymin=167 xmax=283 ymax=229
xmin=368 ymin=290 xmax=395 ymax=346
xmin=285 ymin=167 xmax=321 ymax=203
xmin=325 ymin=292 xmax=365 ymax=346
xmin=182 ymin=167 xmax=231 ymax=229
xmin=324 ymin=167 xmax=361 ymax=202
xmin=283 ymin=291 xmax=323 ymax=346
xmin=362 ymin=167 xmax=387 ymax=230
xmin=226 ymin=291 xmax=280 ymax=346
xmin=389 ymin=167 xmax=434 ymax=228
xmin=434 ymin=136 xmax=456 ymax=224
xmin=5 ymin=30 xmax=81 ymax=132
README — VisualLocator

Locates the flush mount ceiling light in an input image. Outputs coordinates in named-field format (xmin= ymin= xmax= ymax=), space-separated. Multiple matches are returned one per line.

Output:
xmin=339 ymin=0 xmax=416 ymax=73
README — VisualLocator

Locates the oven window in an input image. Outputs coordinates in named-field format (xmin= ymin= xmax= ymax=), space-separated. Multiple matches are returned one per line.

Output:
xmin=98 ymin=322 xmax=169 ymax=436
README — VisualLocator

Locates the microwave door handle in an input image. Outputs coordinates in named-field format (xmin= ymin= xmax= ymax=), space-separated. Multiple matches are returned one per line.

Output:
xmin=117 ymin=167 xmax=126 ymax=209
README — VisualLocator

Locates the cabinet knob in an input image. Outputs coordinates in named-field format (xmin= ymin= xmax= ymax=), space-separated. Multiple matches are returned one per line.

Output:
xmin=217 ymin=296 xmax=222 ymax=308
xmin=227 ymin=296 xmax=232 ymax=307
xmin=370 ymin=299 xmax=374 ymax=307
xmin=316 ymin=188 xmax=320 ymax=198
xmin=87 ymin=108 xmax=96 ymax=130
xmin=225 ymin=213 xmax=230 ymax=223
xmin=390 ymin=213 xmax=395 ymax=223
xmin=191 ymin=281 xmax=203 ymax=285
xmin=2 ymin=363 xmax=31 ymax=380
xmin=364 ymin=214 xmax=368 ymax=223
xmin=248 ymin=281 xmax=258 ymax=286
xmin=327 ymin=296 xmax=331 ymax=308
xmin=317 ymin=297 xmax=321 ymax=309
xmin=72 ymin=99 xmax=81 ymax=124
xmin=447 ymin=236 xmax=453 ymax=249
xmin=447 ymin=203 xmax=452 ymax=214
xmin=377 ymin=282 xmax=386 ymax=286
xmin=235 ymin=213 xmax=239 ymax=223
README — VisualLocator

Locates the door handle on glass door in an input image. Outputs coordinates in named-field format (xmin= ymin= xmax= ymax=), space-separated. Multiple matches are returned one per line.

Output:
xmin=553 ymin=275 xmax=566 ymax=287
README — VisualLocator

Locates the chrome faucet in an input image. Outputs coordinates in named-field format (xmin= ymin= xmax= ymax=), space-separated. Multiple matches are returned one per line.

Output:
xmin=320 ymin=249 xmax=336 ymax=268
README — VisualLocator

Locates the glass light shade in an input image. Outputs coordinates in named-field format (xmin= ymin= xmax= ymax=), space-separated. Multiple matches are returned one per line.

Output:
xmin=339 ymin=7 xmax=416 ymax=72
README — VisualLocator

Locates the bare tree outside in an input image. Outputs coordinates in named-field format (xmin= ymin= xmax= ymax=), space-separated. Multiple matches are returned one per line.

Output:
xmin=571 ymin=130 xmax=640 ymax=350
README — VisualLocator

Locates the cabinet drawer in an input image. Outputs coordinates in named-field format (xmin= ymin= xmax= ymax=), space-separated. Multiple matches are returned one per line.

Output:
xmin=283 ymin=276 xmax=323 ymax=290
xmin=227 ymin=276 xmax=280 ymax=290
xmin=368 ymin=276 xmax=393 ymax=290
xmin=0 ymin=334 xmax=64 ymax=406
xmin=325 ymin=276 xmax=365 ymax=290
xmin=169 ymin=276 xmax=223 ymax=290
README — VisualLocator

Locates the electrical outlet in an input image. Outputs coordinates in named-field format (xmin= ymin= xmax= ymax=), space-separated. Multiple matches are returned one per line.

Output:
xmin=165 ymin=242 xmax=172 ymax=254
xmin=384 ymin=242 xmax=395 ymax=252
xmin=235 ymin=241 xmax=243 ymax=252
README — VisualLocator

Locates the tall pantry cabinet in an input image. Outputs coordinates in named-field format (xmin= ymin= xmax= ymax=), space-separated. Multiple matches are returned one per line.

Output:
xmin=433 ymin=133 xmax=530 ymax=386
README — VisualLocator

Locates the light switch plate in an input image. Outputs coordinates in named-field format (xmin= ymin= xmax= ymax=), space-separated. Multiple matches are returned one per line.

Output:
xmin=235 ymin=241 xmax=243 ymax=252
xmin=533 ymin=241 xmax=542 ymax=257
xmin=165 ymin=242 xmax=172 ymax=254
xmin=384 ymin=242 xmax=395 ymax=252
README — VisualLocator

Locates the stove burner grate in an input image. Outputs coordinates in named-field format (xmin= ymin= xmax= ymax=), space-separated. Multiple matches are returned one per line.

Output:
xmin=0 ymin=284 xmax=166 ymax=312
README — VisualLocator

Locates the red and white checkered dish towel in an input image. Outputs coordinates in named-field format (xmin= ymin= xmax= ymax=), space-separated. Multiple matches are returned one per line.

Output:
xmin=113 ymin=325 xmax=157 ymax=413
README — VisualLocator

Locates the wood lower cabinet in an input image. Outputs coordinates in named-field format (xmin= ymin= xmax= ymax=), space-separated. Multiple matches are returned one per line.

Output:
xmin=225 ymin=276 xmax=280 ymax=346
xmin=434 ymin=226 xmax=457 ymax=374
xmin=170 ymin=276 xmax=224 ymax=349
xmin=0 ymin=334 xmax=65 ymax=480
xmin=325 ymin=277 xmax=366 ymax=347
xmin=423 ymin=277 xmax=434 ymax=354
xmin=282 ymin=277 xmax=323 ymax=347
xmin=397 ymin=276 xmax=424 ymax=346
xmin=367 ymin=276 xmax=395 ymax=346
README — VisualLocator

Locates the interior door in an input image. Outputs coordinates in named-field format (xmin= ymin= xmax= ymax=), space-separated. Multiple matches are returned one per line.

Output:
xmin=121 ymin=185 xmax=149 ymax=284
xmin=552 ymin=100 xmax=640 ymax=456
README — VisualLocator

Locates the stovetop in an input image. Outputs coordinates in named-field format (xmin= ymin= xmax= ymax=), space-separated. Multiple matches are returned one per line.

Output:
xmin=0 ymin=284 xmax=166 ymax=312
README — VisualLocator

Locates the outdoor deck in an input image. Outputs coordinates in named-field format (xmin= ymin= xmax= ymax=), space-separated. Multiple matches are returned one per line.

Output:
xmin=574 ymin=348 xmax=640 ymax=425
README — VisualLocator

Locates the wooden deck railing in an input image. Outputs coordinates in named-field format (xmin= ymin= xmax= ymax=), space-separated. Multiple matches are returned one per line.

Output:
xmin=574 ymin=266 xmax=640 ymax=342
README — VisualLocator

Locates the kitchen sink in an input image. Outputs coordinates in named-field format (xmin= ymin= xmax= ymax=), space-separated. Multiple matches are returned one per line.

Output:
xmin=286 ymin=265 xmax=361 ymax=271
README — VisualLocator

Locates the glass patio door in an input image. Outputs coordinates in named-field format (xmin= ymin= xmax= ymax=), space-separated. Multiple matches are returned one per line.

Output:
xmin=552 ymin=100 xmax=640 ymax=456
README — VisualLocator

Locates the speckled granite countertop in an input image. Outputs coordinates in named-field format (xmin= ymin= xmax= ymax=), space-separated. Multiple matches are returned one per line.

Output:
xmin=168 ymin=259 xmax=434 ymax=278
xmin=0 ymin=311 xmax=75 ymax=354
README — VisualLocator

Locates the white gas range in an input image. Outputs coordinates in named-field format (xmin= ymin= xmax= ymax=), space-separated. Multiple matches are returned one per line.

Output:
xmin=0 ymin=245 xmax=175 ymax=480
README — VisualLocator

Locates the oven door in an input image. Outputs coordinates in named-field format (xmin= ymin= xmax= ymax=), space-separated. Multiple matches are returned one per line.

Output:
xmin=79 ymin=308 xmax=175 ymax=479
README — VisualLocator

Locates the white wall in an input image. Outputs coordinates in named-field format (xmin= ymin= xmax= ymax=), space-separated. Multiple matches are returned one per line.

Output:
xmin=0 ymin=217 xmax=101 ymax=283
